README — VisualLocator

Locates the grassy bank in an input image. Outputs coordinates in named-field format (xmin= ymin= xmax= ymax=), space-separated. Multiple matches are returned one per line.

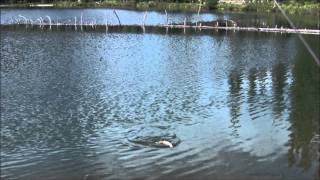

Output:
xmin=0 ymin=1 xmax=319 ymax=15
xmin=217 ymin=1 xmax=319 ymax=15
xmin=0 ymin=1 xmax=202 ymax=12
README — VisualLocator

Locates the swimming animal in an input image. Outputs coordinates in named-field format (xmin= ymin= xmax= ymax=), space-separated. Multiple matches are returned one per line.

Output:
xmin=156 ymin=140 xmax=173 ymax=148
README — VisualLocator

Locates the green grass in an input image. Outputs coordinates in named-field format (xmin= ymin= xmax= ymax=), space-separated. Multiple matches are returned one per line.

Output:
xmin=281 ymin=1 xmax=319 ymax=15
xmin=216 ymin=3 xmax=247 ymax=12
xmin=217 ymin=1 xmax=319 ymax=15
xmin=136 ymin=2 xmax=200 ymax=12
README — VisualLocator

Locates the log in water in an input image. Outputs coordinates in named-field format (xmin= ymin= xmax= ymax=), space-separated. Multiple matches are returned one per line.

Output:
xmin=1 ymin=23 xmax=319 ymax=35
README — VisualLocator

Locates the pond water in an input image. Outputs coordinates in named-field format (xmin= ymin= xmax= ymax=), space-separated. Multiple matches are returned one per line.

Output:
xmin=1 ymin=8 xmax=320 ymax=180
xmin=1 ymin=8 xmax=319 ymax=28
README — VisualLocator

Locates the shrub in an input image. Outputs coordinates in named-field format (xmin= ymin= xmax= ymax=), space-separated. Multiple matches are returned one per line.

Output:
xmin=207 ymin=0 xmax=218 ymax=9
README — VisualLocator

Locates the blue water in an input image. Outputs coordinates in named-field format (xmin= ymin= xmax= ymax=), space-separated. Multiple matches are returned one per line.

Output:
xmin=1 ymin=10 xmax=319 ymax=179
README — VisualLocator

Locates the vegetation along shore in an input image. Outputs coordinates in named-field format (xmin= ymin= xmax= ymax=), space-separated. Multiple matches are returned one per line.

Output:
xmin=0 ymin=0 xmax=319 ymax=15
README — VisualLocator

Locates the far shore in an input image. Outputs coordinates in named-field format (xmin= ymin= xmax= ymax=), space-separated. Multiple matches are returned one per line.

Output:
xmin=0 ymin=1 xmax=319 ymax=15
xmin=0 ymin=4 xmax=54 ymax=7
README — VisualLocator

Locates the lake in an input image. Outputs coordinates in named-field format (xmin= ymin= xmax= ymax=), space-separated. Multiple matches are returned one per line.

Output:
xmin=1 ymin=8 xmax=319 ymax=180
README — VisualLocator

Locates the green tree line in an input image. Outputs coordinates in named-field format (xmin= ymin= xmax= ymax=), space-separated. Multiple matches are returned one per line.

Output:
xmin=1 ymin=0 xmax=318 ymax=3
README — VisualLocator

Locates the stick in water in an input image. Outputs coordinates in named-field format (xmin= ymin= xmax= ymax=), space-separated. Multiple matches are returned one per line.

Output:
xmin=105 ymin=13 xmax=108 ymax=33
xmin=113 ymin=10 xmax=121 ymax=26
xmin=80 ymin=12 xmax=83 ymax=31
xmin=184 ymin=17 xmax=187 ymax=34
xmin=142 ymin=11 xmax=148 ymax=27
xmin=74 ymin=16 xmax=77 ymax=30
xmin=165 ymin=9 xmax=168 ymax=26
xmin=196 ymin=0 xmax=202 ymax=27
xmin=46 ymin=15 xmax=51 ymax=29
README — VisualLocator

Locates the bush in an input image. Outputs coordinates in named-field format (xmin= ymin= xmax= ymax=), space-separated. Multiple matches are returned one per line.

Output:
xmin=207 ymin=0 xmax=218 ymax=9
xmin=148 ymin=1 xmax=157 ymax=7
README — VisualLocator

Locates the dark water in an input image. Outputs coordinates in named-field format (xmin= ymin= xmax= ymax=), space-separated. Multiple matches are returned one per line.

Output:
xmin=1 ymin=14 xmax=320 ymax=180
xmin=1 ymin=8 xmax=319 ymax=28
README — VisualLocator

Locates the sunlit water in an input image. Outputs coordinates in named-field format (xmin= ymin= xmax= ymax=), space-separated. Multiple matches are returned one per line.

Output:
xmin=1 ymin=9 xmax=320 ymax=180
xmin=1 ymin=8 xmax=319 ymax=28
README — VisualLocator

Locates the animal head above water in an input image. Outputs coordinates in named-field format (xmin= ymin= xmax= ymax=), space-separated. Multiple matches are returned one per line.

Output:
xmin=156 ymin=140 xmax=173 ymax=148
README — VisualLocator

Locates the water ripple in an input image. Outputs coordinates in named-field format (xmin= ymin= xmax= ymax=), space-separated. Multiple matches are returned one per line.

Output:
xmin=1 ymin=28 xmax=319 ymax=179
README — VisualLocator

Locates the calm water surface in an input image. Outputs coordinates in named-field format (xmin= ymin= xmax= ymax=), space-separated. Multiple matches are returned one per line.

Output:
xmin=1 ymin=9 xmax=320 ymax=180
xmin=1 ymin=8 xmax=319 ymax=28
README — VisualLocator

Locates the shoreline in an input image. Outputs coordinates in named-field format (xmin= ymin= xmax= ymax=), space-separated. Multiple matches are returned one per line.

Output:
xmin=0 ymin=2 xmax=319 ymax=15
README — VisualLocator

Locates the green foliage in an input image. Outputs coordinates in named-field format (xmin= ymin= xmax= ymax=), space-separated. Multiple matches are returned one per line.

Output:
xmin=136 ymin=2 xmax=200 ymax=11
xmin=0 ymin=0 xmax=319 ymax=15
xmin=216 ymin=1 xmax=319 ymax=15
xmin=281 ymin=1 xmax=320 ymax=14
xmin=53 ymin=1 xmax=79 ymax=7
xmin=243 ymin=1 xmax=274 ymax=12
xmin=217 ymin=3 xmax=247 ymax=11
xmin=207 ymin=0 xmax=218 ymax=9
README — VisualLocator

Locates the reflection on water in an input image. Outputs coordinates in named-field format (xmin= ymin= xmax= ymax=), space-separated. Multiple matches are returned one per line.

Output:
xmin=1 ymin=30 xmax=319 ymax=179
xmin=288 ymin=40 xmax=320 ymax=173
xmin=1 ymin=8 xmax=319 ymax=28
